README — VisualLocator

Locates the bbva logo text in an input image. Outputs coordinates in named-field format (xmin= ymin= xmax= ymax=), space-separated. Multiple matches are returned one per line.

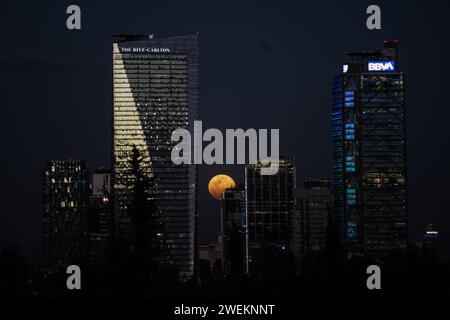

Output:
xmin=368 ymin=61 xmax=395 ymax=72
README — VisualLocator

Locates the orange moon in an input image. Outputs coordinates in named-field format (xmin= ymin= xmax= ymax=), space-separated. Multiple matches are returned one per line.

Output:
xmin=208 ymin=174 xmax=236 ymax=200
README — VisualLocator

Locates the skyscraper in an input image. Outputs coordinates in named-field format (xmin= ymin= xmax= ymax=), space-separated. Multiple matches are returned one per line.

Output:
xmin=112 ymin=34 xmax=199 ymax=278
xmin=42 ymin=160 xmax=89 ymax=268
xmin=245 ymin=157 xmax=295 ymax=277
xmin=332 ymin=40 xmax=407 ymax=257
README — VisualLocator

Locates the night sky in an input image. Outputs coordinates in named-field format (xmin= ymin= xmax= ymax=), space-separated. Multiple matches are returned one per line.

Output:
xmin=1 ymin=0 xmax=450 ymax=261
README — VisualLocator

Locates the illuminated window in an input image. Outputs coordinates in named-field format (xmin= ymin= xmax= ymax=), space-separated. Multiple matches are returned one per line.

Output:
xmin=346 ymin=188 xmax=357 ymax=205
xmin=345 ymin=91 xmax=354 ymax=96
xmin=347 ymin=222 xmax=357 ymax=238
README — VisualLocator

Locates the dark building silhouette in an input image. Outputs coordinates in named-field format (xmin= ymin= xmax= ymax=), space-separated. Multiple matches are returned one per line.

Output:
xmin=245 ymin=157 xmax=295 ymax=277
xmin=87 ymin=168 xmax=113 ymax=268
xmin=221 ymin=187 xmax=246 ymax=277
xmin=291 ymin=178 xmax=332 ymax=274
xmin=198 ymin=243 xmax=222 ymax=280
xmin=112 ymin=34 xmax=199 ymax=278
xmin=332 ymin=40 xmax=407 ymax=257
xmin=417 ymin=224 xmax=440 ymax=262
xmin=42 ymin=160 xmax=89 ymax=268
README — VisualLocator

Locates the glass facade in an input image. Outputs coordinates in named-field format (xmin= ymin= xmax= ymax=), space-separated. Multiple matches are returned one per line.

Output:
xmin=42 ymin=160 xmax=89 ymax=268
xmin=112 ymin=34 xmax=199 ymax=278
xmin=332 ymin=41 xmax=407 ymax=257
xmin=245 ymin=157 xmax=295 ymax=276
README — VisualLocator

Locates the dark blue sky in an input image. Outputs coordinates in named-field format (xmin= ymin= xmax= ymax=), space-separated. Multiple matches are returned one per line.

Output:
xmin=1 ymin=0 xmax=450 ymax=261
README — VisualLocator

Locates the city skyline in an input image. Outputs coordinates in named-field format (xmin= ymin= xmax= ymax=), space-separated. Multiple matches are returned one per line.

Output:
xmin=1 ymin=1 xmax=450 ymax=266
xmin=33 ymin=36 xmax=443 ymax=290
xmin=26 ymin=36 xmax=445 ymax=268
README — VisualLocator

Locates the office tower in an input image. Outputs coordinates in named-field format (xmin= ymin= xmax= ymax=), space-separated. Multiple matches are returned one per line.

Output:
xmin=92 ymin=167 xmax=112 ymax=196
xmin=112 ymin=34 xmax=199 ymax=278
xmin=221 ymin=187 xmax=246 ymax=277
xmin=88 ymin=168 xmax=113 ymax=268
xmin=245 ymin=157 xmax=295 ymax=277
xmin=42 ymin=160 xmax=89 ymax=267
xmin=422 ymin=224 xmax=439 ymax=245
xmin=332 ymin=40 xmax=407 ymax=257
xmin=291 ymin=178 xmax=332 ymax=274
xmin=417 ymin=224 xmax=439 ymax=261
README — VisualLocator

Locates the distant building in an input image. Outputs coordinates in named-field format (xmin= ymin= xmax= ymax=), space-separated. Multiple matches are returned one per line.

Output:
xmin=221 ymin=187 xmax=246 ymax=277
xmin=88 ymin=168 xmax=113 ymax=268
xmin=332 ymin=40 xmax=407 ymax=257
xmin=198 ymin=243 xmax=222 ymax=280
xmin=291 ymin=178 xmax=332 ymax=274
xmin=42 ymin=160 xmax=89 ymax=267
xmin=417 ymin=224 xmax=439 ymax=261
xmin=92 ymin=167 xmax=112 ymax=196
xmin=245 ymin=157 xmax=295 ymax=277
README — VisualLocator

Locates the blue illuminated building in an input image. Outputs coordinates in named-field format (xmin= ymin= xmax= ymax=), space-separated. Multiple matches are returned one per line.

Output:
xmin=332 ymin=40 xmax=407 ymax=257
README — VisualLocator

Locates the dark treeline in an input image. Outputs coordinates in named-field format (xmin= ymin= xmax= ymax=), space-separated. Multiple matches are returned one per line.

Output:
xmin=2 ymin=236 xmax=450 ymax=300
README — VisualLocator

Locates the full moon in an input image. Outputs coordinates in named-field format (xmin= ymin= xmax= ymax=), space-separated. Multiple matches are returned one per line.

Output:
xmin=208 ymin=174 xmax=236 ymax=200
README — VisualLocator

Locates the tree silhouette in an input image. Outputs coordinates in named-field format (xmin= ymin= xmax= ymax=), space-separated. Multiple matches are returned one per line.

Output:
xmin=325 ymin=213 xmax=341 ymax=261
xmin=322 ymin=213 xmax=344 ymax=293
xmin=127 ymin=145 xmax=162 ymax=281
xmin=0 ymin=244 xmax=29 ymax=298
